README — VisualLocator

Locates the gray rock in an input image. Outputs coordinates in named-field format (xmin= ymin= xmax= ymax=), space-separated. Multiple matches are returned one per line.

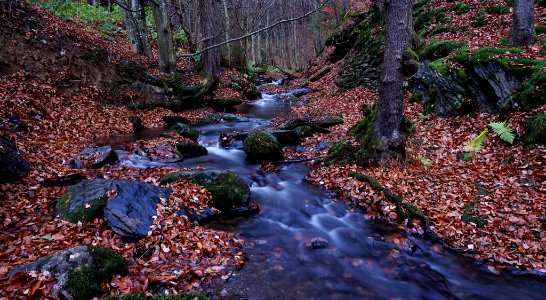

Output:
xmin=104 ymin=181 xmax=171 ymax=240
xmin=413 ymin=61 xmax=467 ymax=116
xmin=79 ymin=146 xmax=118 ymax=169
xmin=8 ymin=246 xmax=92 ymax=295
xmin=178 ymin=207 xmax=218 ymax=225
xmin=0 ymin=135 xmax=31 ymax=183
xmin=468 ymin=62 xmax=527 ymax=113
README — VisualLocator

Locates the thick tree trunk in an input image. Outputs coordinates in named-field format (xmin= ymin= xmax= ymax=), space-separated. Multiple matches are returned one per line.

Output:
xmin=199 ymin=0 xmax=222 ymax=78
xmin=372 ymin=0 xmax=412 ymax=163
xmin=509 ymin=0 xmax=535 ymax=46
xmin=151 ymin=0 xmax=177 ymax=73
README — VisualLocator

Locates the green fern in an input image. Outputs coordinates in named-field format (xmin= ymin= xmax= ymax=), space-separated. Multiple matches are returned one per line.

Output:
xmin=464 ymin=128 xmax=489 ymax=153
xmin=488 ymin=122 xmax=515 ymax=144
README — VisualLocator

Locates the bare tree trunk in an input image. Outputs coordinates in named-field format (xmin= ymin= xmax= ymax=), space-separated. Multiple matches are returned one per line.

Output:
xmin=372 ymin=0 xmax=412 ymax=163
xmin=119 ymin=0 xmax=152 ymax=57
xmin=509 ymin=0 xmax=535 ymax=46
xmin=199 ymin=0 xmax=221 ymax=78
xmin=221 ymin=0 xmax=232 ymax=65
xmin=151 ymin=0 xmax=177 ymax=73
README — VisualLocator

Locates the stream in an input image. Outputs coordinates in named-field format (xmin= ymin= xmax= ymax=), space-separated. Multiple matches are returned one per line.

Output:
xmin=105 ymin=83 xmax=546 ymax=299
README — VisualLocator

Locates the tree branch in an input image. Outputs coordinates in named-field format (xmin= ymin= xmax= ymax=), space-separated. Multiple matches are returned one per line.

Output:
xmin=177 ymin=0 xmax=331 ymax=58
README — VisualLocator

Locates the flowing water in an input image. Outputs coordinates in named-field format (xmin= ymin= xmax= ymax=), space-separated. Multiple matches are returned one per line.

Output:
xmin=104 ymin=85 xmax=546 ymax=300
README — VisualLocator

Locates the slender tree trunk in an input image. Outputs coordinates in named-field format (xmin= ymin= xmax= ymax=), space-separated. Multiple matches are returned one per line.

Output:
xmin=119 ymin=0 xmax=151 ymax=57
xmin=372 ymin=0 xmax=412 ymax=163
xmin=509 ymin=0 xmax=535 ymax=46
xmin=151 ymin=0 xmax=177 ymax=73
xmin=221 ymin=0 xmax=232 ymax=66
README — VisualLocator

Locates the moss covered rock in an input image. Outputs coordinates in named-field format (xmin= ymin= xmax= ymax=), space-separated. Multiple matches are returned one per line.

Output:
xmin=314 ymin=115 xmax=344 ymax=128
xmin=294 ymin=126 xmax=313 ymax=138
xmin=56 ymin=178 xmax=116 ymax=223
xmin=175 ymin=142 xmax=208 ymax=159
xmin=170 ymin=123 xmax=199 ymax=141
xmin=9 ymin=246 xmax=127 ymax=300
xmin=160 ymin=170 xmax=250 ymax=212
xmin=243 ymin=131 xmax=283 ymax=162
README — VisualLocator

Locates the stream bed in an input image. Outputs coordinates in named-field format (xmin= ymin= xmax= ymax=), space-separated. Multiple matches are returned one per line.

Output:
xmin=105 ymin=85 xmax=546 ymax=299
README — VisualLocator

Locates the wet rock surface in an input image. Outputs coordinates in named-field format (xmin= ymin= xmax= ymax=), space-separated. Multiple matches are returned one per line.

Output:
xmin=104 ymin=181 xmax=170 ymax=240
xmin=77 ymin=146 xmax=118 ymax=169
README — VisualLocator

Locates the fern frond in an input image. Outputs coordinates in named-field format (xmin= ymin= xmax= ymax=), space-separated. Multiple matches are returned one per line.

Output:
xmin=464 ymin=128 xmax=489 ymax=153
xmin=489 ymin=122 xmax=515 ymax=144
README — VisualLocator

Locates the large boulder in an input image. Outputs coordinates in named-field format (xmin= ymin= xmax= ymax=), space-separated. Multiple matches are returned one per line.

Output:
xmin=169 ymin=123 xmax=199 ymax=141
xmin=413 ymin=61 xmax=468 ymax=116
xmin=243 ymin=131 xmax=283 ymax=162
xmin=8 ymin=246 xmax=127 ymax=300
xmin=77 ymin=146 xmax=118 ymax=169
xmin=104 ymin=181 xmax=170 ymax=240
xmin=175 ymin=141 xmax=208 ymax=159
xmin=56 ymin=178 xmax=116 ymax=223
xmin=468 ymin=62 xmax=527 ymax=113
xmin=160 ymin=170 xmax=251 ymax=212
xmin=0 ymin=135 xmax=31 ymax=183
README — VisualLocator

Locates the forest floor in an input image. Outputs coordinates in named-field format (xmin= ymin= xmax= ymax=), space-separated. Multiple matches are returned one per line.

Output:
xmin=0 ymin=0 xmax=545 ymax=298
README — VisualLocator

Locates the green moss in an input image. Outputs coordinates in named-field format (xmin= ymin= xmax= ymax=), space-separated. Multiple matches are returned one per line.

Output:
xmin=414 ymin=9 xmax=434 ymax=31
xmin=429 ymin=58 xmax=450 ymax=74
xmin=361 ymin=103 xmax=372 ymax=116
xmin=205 ymin=172 xmax=250 ymax=211
xmin=65 ymin=247 xmax=127 ymax=300
xmin=450 ymin=2 xmax=470 ymax=15
xmin=537 ymin=25 xmax=546 ymax=35
xmin=511 ymin=70 xmax=546 ymax=109
xmin=418 ymin=40 xmax=467 ymax=61
xmin=487 ymin=4 xmax=510 ymax=14
xmin=522 ymin=112 xmax=546 ymax=145
xmin=170 ymin=123 xmax=199 ymax=141
xmin=56 ymin=191 xmax=108 ymax=223
xmin=469 ymin=47 xmax=523 ymax=65
xmin=413 ymin=0 xmax=431 ymax=11
xmin=349 ymin=171 xmax=430 ymax=226
xmin=472 ymin=10 xmax=486 ymax=27
xmin=159 ymin=170 xmax=250 ymax=212
xmin=104 ymin=294 xmax=208 ymax=300
xmin=294 ymin=126 xmax=313 ymax=137
xmin=409 ymin=93 xmax=423 ymax=103
xmin=461 ymin=199 xmax=488 ymax=228
xmin=448 ymin=48 xmax=470 ymax=65
xmin=243 ymin=131 xmax=283 ymax=162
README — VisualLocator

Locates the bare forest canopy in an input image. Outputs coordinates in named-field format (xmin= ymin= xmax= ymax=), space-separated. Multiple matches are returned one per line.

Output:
xmin=45 ymin=0 xmax=362 ymax=74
